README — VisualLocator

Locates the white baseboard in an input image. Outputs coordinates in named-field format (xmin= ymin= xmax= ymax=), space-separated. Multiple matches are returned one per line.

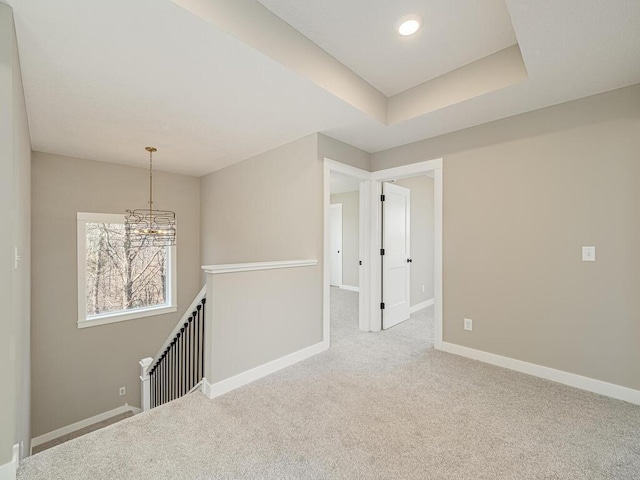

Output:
xmin=438 ymin=342 xmax=640 ymax=406
xmin=410 ymin=298 xmax=434 ymax=313
xmin=340 ymin=285 xmax=359 ymax=293
xmin=30 ymin=404 xmax=141 ymax=453
xmin=204 ymin=340 xmax=329 ymax=399
xmin=0 ymin=444 xmax=19 ymax=480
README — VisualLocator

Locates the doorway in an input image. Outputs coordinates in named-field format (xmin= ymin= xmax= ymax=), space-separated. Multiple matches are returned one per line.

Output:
xmin=322 ymin=157 xmax=443 ymax=349
xmin=371 ymin=160 xmax=443 ymax=347
xmin=328 ymin=172 xmax=362 ymax=340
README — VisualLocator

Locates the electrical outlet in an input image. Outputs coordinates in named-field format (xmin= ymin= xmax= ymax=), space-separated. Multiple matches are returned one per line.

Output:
xmin=582 ymin=246 xmax=596 ymax=262
xmin=464 ymin=318 xmax=473 ymax=331
xmin=119 ymin=387 xmax=126 ymax=396
xmin=421 ymin=284 xmax=425 ymax=293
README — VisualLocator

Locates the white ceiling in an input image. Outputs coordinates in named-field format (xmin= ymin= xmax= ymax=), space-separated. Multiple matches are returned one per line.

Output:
xmin=11 ymin=0 xmax=370 ymax=175
xmin=257 ymin=0 xmax=517 ymax=96
xmin=10 ymin=0 xmax=640 ymax=177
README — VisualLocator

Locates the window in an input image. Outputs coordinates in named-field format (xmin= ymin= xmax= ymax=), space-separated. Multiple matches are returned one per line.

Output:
xmin=77 ymin=212 xmax=176 ymax=328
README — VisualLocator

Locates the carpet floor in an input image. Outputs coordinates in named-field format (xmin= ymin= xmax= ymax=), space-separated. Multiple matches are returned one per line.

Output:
xmin=31 ymin=411 xmax=134 ymax=454
xmin=19 ymin=288 xmax=640 ymax=479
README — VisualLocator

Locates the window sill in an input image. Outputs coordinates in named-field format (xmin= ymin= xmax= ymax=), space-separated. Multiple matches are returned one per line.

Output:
xmin=77 ymin=305 xmax=177 ymax=329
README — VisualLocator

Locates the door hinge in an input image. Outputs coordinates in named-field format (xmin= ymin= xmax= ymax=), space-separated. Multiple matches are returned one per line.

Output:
xmin=380 ymin=302 xmax=385 ymax=310
xmin=380 ymin=248 xmax=385 ymax=256
xmin=380 ymin=194 xmax=385 ymax=202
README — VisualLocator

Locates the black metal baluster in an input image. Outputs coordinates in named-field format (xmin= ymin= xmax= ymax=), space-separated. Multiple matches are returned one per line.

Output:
xmin=186 ymin=318 xmax=191 ymax=392
xmin=153 ymin=366 xmax=156 ymax=408
xmin=188 ymin=317 xmax=192 ymax=391
xmin=192 ymin=316 xmax=196 ymax=389
xmin=185 ymin=321 xmax=189 ymax=393
xmin=163 ymin=351 xmax=167 ymax=405
xmin=201 ymin=299 xmax=206 ymax=381
xmin=186 ymin=320 xmax=191 ymax=392
xmin=162 ymin=352 xmax=166 ymax=405
xmin=181 ymin=326 xmax=186 ymax=396
xmin=185 ymin=321 xmax=190 ymax=393
xmin=167 ymin=347 xmax=171 ymax=403
xmin=175 ymin=340 xmax=179 ymax=400
xmin=169 ymin=343 xmax=174 ymax=402
xmin=198 ymin=307 xmax=202 ymax=382
xmin=191 ymin=315 xmax=195 ymax=389
xmin=178 ymin=334 xmax=182 ymax=397
xmin=195 ymin=307 xmax=200 ymax=383
xmin=176 ymin=331 xmax=180 ymax=398
xmin=159 ymin=357 xmax=163 ymax=406
xmin=162 ymin=354 xmax=165 ymax=406
xmin=178 ymin=327 xmax=183 ymax=397
xmin=164 ymin=344 xmax=171 ymax=403
xmin=198 ymin=303 xmax=202 ymax=382
xmin=164 ymin=350 xmax=171 ymax=403
xmin=186 ymin=318 xmax=190 ymax=392
xmin=175 ymin=333 xmax=180 ymax=399
xmin=173 ymin=340 xmax=177 ymax=401
xmin=194 ymin=312 xmax=198 ymax=385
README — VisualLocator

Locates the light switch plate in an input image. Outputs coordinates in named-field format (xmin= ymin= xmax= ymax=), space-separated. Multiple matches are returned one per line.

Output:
xmin=464 ymin=318 xmax=473 ymax=331
xmin=582 ymin=246 xmax=596 ymax=262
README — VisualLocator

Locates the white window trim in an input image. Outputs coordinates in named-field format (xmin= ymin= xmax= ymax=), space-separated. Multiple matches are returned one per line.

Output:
xmin=77 ymin=212 xmax=177 ymax=329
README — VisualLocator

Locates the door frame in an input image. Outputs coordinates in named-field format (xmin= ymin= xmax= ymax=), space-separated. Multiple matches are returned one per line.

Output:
xmin=371 ymin=159 xmax=443 ymax=348
xmin=323 ymin=160 xmax=371 ymax=344
xmin=329 ymin=203 xmax=343 ymax=287
xmin=323 ymin=157 xmax=443 ymax=349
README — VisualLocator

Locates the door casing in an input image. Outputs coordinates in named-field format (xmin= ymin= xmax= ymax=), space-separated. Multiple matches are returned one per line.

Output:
xmin=323 ymin=158 xmax=443 ymax=349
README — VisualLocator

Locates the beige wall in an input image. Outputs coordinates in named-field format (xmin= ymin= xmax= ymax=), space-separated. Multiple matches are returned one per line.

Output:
xmin=31 ymin=152 xmax=201 ymax=437
xmin=0 ymin=2 xmax=31 ymax=463
xmin=330 ymin=191 xmax=359 ymax=288
xmin=207 ymin=267 xmax=321 ymax=382
xmin=318 ymin=133 xmax=371 ymax=171
xmin=200 ymin=134 xmax=323 ymax=379
xmin=394 ymin=176 xmax=434 ymax=306
xmin=372 ymin=84 xmax=640 ymax=390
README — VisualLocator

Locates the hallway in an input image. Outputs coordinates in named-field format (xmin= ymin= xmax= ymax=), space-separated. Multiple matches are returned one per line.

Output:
xmin=330 ymin=286 xmax=432 ymax=349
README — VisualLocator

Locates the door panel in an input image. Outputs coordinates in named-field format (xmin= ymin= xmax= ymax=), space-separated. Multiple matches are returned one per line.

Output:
xmin=382 ymin=183 xmax=410 ymax=329
xmin=330 ymin=204 xmax=343 ymax=286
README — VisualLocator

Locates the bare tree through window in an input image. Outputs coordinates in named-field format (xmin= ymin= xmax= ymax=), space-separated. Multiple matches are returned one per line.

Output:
xmin=85 ymin=222 xmax=168 ymax=317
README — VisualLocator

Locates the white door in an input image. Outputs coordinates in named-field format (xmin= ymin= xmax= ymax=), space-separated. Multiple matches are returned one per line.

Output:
xmin=382 ymin=183 xmax=411 ymax=329
xmin=330 ymin=204 xmax=343 ymax=286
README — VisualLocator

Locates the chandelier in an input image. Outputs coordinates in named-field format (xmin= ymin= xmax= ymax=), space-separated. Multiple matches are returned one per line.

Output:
xmin=125 ymin=147 xmax=176 ymax=247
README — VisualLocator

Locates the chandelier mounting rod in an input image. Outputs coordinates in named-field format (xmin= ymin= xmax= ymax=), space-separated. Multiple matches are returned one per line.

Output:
xmin=145 ymin=146 xmax=157 ymax=216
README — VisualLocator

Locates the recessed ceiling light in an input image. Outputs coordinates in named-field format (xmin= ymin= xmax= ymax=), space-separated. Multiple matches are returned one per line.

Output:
xmin=397 ymin=14 xmax=423 ymax=36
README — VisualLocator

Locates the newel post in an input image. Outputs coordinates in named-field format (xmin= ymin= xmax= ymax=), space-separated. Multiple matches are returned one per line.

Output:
xmin=139 ymin=357 xmax=153 ymax=412
xmin=202 ymin=271 xmax=214 ymax=396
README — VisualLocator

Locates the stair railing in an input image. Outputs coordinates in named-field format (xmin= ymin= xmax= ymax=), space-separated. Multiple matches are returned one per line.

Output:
xmin=139 ymin=285 xmax=206 ymax=410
